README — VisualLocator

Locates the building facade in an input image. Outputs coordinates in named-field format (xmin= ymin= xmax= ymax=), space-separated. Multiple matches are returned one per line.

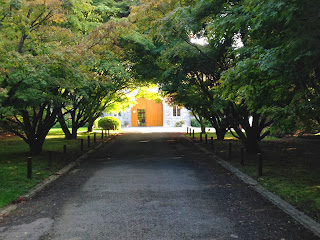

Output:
xmin=110 ymin=98 xmax=191 ymax=127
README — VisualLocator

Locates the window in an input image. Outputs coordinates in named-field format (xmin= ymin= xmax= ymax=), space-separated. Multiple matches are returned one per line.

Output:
xmin=173 ymin=106 xmax=181 ymax=116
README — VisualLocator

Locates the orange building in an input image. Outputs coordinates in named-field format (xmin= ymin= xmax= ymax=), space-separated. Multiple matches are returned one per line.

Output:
xmin=107 ymin=97 xmax=191 ymax=127
xmin=131 ymin=98 xmax=163 ymax=127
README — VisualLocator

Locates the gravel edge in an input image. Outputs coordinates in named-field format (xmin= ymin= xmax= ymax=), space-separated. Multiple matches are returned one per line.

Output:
xmin=184 ymin=136 xmax=320 ymax=238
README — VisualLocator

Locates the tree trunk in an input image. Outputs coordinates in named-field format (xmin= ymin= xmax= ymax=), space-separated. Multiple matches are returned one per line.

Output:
xmin=228 ymin=103 xmax=271 ymax=154
xmin=209 ymin=114 xmax=229 ymax=141
xmin=243 ymin=137 xmax=260 ymax=154
xmin=28 ymin=139 xmax=45 ymax=155
xmin=216 ymin=128 xmax=227 ymax=140
xmin=71 ymin=125 xmax=78 ymax=139
xmin=87 ymin=118 xmax=94 ymax=132
xmin=58 ymin=111 xmax=73 ymax=140
xmin=200 ymin=118 xmax=206 ymax=134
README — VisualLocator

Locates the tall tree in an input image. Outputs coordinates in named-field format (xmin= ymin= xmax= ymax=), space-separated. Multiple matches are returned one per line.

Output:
xmin=0 ymin=0 xmax=88 ymax=154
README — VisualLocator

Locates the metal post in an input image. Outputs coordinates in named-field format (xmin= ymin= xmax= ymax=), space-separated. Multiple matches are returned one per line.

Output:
xmin=192 ymin=129 xmax=195 ymax=138
xmin=27 ymin=157 xmax=32 ymax=179
xmin=257 ymin=153 xmax=263 ymax=177
xmin=240 ymin=147 xmax=244 ymax=166
xmin=63 ymin=144 xmax=67 ymax=154
xmin=88 ymin=136 xmax=90 ymax=148
xmin=189 ymin=128 xmax=192 ymax=136
xmin=81 ymin=139 xmax=84 ymax=151
xmin=187 ymin=127 xmax=188 ymax=134
xmin=94 ymin=133 xmax=96 ymax=143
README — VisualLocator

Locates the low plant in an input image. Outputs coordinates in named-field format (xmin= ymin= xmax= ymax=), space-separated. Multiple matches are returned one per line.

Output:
xmin=175 ymin=120 xmax=185 ymax=127
xmin=98 ymin=116 xmax=121 ymax=130
xmin=191 ymin=118 xmax=212 ymax=127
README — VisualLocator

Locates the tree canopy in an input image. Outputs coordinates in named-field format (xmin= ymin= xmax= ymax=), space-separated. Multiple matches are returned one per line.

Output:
xmin=0 ymin=0 xmax=319 ymax=154
xmin=0 ymin=0 xmax=139 ymax=154
xmin=125 ymin=0 xmax=320 ymax=152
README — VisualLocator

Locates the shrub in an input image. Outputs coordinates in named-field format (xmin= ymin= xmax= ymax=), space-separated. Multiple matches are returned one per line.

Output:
xmin=191 ymin=118 xmax=212 ymax=127
xmin=175 ymin=120 xmax=185 ymax=127
xmin=98 ymin=116 xmax=121 ymax=130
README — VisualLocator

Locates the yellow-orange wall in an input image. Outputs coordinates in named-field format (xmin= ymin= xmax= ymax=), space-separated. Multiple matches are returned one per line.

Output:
xmin=131 ymin=98 xmax=163 ymax=127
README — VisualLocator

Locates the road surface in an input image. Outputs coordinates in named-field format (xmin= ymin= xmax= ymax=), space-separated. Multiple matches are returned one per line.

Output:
xmin=0 ymin=132 xmax=318 ymax=239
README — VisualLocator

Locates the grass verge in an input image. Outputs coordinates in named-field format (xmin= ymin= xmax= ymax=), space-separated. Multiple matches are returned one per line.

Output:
xmin=0 ymin=128 xmax=116 ymax=209
xmin=186 ymin=132 xmax=320 ymax=223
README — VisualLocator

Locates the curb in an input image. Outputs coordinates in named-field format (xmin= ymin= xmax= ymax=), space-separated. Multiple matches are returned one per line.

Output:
xmin=0 ymin=134 xmax=118 ymax=219
xmin=184 ymin=136 xmax=320 ymax=238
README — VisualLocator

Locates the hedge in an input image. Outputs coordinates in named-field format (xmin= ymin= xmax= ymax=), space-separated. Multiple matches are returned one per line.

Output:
xmin=98 ymin=116 xmax=121 ymax=130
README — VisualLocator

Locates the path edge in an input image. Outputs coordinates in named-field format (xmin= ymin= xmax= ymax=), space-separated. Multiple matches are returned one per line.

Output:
xmin=0 ymin=134 xmax=118 ymax=219
xmin=184 ymin=136 xmax=320 ymax=238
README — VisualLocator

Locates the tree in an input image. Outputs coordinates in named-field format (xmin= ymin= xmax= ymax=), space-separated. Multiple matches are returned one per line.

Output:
xmin=0 ymin=52 xmax=83 ymax=154
xmin=129 ymin=0 xmax=232 ymax=139
xmin=0 ymin=0 xmax=87 ymax=154
xmin=214 ymin=0 xmax=320 ymax=134
xmin=57 ymin=18 xmax=137 ymax=138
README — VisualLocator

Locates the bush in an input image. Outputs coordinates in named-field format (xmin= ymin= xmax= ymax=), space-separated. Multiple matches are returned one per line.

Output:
xmin=191 ymin=118 xmax=212 ymax=127
xmin=98 ymin=116 xmax=121 ymax=130
xmin=175 ymin=120 xmax=185 ymax=127
xmin=52 ymin=118 xmax=89 ymax=128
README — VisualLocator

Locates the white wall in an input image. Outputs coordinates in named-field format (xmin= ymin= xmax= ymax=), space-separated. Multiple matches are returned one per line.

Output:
xmin=163 ymin=102 xmax=191 ymax=127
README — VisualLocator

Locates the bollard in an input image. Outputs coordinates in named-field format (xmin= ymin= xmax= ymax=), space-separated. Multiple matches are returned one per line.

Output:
xmin=187 ymin=127 xmax=188 ymax=134
xmin=101 ymin=129 xmax=104 ymax=139
xmin=63 ymin=144 xmax=67 ymax=154
xmin=94 ymin=133 xmax=96 ymax=143
xmin=48 ymin=151 xmax=53 ymax=169
xmin=205 ymin=134 xmax=208 ymax=144
xmin=81 ymin=139 xmax=84 ymax=151
xmin=228 ymin=142 xmax=232 ymax=159
xmin=257 ymin=153 xmax=263 ymax=177
xmin=27 ymin=157 xmax=32 ymax=179
xmin=192 ymin=129 xmax=195 ymax=138
xmin=211 ymin=137 xmax=214 ymax=150
xmin=189 ymin=128 xmax=192 ymax=136
xmin=240 ymin=147 xmax=244 ymax=166
xmin=88 ymin=136 xmax=90 ymax=148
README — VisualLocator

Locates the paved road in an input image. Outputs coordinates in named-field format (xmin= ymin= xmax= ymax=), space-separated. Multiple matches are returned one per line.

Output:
xmin=0 ymin=133 xmax=318 ymax=239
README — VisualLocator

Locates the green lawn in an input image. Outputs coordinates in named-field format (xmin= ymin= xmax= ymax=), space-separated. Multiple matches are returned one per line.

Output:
xmin=0 ymin=128 xmax=116 ymax=208
xmin=186 ymin=132 xmax=320 ymax=222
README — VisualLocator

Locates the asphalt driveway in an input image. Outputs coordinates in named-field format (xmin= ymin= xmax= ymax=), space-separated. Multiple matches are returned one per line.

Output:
xmin=0 ymin=132 xmax=318 ymax=239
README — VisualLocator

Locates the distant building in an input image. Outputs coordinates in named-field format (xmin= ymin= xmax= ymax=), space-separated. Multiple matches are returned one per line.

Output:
xmin=109 ymin=98 xmax=191 ymax=127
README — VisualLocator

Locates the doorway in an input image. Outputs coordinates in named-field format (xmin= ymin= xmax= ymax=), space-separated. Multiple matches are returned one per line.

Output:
xmin=131 ymin=98 xmax=163 ymax=127
xmin=137 ymin=109 xmax=146 ymax=126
